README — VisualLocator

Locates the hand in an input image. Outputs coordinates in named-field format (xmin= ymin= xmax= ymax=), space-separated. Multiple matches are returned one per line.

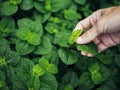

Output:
xmin=74 ymin=6 xmax=120 ymax=57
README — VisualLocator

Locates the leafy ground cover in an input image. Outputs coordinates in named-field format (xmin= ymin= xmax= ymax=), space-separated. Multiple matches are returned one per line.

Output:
xmin=0 ymin=0 xmax=120 ymax=90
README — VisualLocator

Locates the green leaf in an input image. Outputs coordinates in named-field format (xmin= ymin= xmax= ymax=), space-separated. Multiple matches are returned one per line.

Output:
xmin=100 ymin=66 xmax=111 ymax=81
xmin=0 ymin=47 xmax=20 ymax=67
xmin=0 ymin=71 xmax=5 ymax=88
xmin=20 ymin=0 xmax=34 ymax=10
xmin=0 ymin=57 xmax=7 ymax=68
xmin=69 ymin=3 xmax=78 ymax=11
xmin=54 ymin=30 xmax=71 ymax=47
xmin=91 ymin=72 xmax=102 ymax=85
xmin=68 ymin=30 xmax=82 ymax=45
xmin=62 ymin=72 xmax=78 ymax=88
xmin=64 ymin=84 xmax=74 ymax=90
xmin=58 ymin=85 xmax=64 ymax=90
xmin=103 ymin=79 xmax=117 ymax=90
xmin=45 ymin=22 xmax=59 ymax=34
xmin=34 ymin=11 xmax=51 ymax=23
xmin=0 ymin=1 xmax=18 ymax=16
xmin=58 ymin=48 xmax=79 ymax=65
xmin=50 ymin=0 xmax=65 ymax=12
xmin=27 ymin=33 xmax=41 ymax=45
xmin=8 ymin=31 xmax=18 ymax=44
xmin=0 ymin=80 xmax=5 ymax=87
xmin=78 ymin=72 xmax=95 ymax=90
xmin=29 ymin=21 xmax=43 ymax=36
xmin=63 ymin=9 xmax=82 ymax=20
xmin=32 ymin=64 xmax=46 ymax=77
xmin=16 ymin=39 xmax=35 ymax=55
xmin=39 ymin=57 xmax=49 ymax=68
xmin=46 ymin=63 xmax=58 ymax=74
xmin=18 ymin=18 xmax=43 ymax=36
xmin=88 ymin=62 xmax=100 ymax=75
xmin=0 ymin=17 xmax=15 ymax=37
xmin=13 ymin=72 xmax=28 ymax=90
xmin=48 ymin=16 xmax=61 ymax=23
xmin=77 ymin=42 xmax=98 ymax=55
xmin=34 ymin=36 xmax=52 ymax=55
xmin=0 ymin=0 xmax=120 ymax=89
xmin=9 ymin=0 xmax=22 ymax=5
xmin=40 ymin=73 xmax=58 ymax=90
xmin=74 ymin=0 xmax=86 ymax=5
xmin=43 ymin=47 xmax=59 ymax=65
xmin=97 ymin=54 xmax=113 ymax=65
xmin=17 ymin=18 xmax=33 ymax=28
xmin=58 ymin=19 xmax=77 ymax=30
xmin=19 ymin=58 xmax=34 ymax=74
xmin=40 ymin=87 xmax=51 ymax=90
xmin=0 ymin=86 xmax=9 ymax=90
xmin=46 ymin=33 xmax=55 ymax=43
xmin=34 ymin=2 xmax=46 ymax=13
xmin=96 ymin=79 xmax=117 ymax=90
xmin=6 ymin=51 xmax=20 ymax=66
xmin=114 ymin=55 xmax=120 ymax=68
xmin=27 ymin=75 xmax=40 ymax=90
xmin=75 ymin=56 xmax=89 ymax=70
xmin=39 ymin=57 xmax=58 ymax=74
xmin=34 ymin=0 xmax=65 ymax=13
xmin=0 ymin=38 xmax=10 ymax=48
xmin=8 ymin=67 xmax=28 ymax=90
xmin=44 ymin=0 xmax=51 ymax=11
xmin=17 ymin=27 xmax=31 ymax=40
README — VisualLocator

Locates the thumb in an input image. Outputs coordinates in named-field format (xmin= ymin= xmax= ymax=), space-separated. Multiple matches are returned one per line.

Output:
xmin=76 ymin=26 xmax=99 ymax=44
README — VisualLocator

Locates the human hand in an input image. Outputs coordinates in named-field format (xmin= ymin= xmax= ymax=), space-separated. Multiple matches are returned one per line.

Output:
xmin=74 ymin=6 xmax=120 ymax=57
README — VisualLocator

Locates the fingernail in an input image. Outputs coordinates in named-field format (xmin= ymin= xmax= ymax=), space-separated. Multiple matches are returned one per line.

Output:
xmin=76 ymin=37 xmax=83 ymax=44
xmin=81 ymin=51 xmax=87 ymax=56
xmin=74 ymin=27 xmax=80 ymax=31
xmin=98 ymin=50 xmax=101 ymax=53
xmin=87 ymin=54 xmax=93 ymax=57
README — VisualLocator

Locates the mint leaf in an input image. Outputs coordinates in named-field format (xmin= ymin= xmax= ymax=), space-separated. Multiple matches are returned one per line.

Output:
xmin=58 ymin=48 xmax=79 ymax=65
xmin=68 ymin=30 xmax=82 ymax=45
xmin=32 ymin=64 xmax=46 ymax=77
xmin=20 ymin=0 xmax=34 ymax=10
xmin=16 ymin=39 xmax=35 ymax=55
xmin=74 ymin=0 xmax=86 ymax=5
xmin=34 ymin=36 xmax=52 ymax=55
xmin=88 ymin=62 xmax=100 ymax=75
xmin=46 ymin=63 xmax=58 ymax=74
xmin=91 ymin=72 xmax=103 ymax=85
xmin=0 ymin=2 xmax=18 ymax=16
xmin=40 ymin=73 xmax=58 ymax=90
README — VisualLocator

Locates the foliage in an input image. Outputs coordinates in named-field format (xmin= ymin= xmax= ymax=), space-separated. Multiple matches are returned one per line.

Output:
xmin=68 ymin=30 xmax=82 ymax=45
xmin=0 ymin=0 xmax=120 ymax=90
xmin=77 ymin=42 xmax=98 ymax=55
xmin=69 ymin=30 xmax=98 ymax=55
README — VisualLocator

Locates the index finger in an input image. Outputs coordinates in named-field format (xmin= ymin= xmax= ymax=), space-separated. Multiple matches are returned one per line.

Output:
xmin=74 ymin=16 xmax=91 ymax=31
xmin=74 ymin=10 xmax=102 ymax=31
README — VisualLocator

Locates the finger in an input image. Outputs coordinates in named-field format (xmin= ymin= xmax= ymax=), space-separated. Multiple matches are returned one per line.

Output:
xmin=76 ymin=26 xmax=99 ymax=44
xmin=74 ymin=16 xmax=91 ymax=31
xmin=98 ymin=33 xmax=120 ymax=52
xmin=87 ymin=53 xmax=94 ymax=57
xmin=74 ymin=9 xmax=103 ymax=31
xmin=96 ymin=32 xmax=120 ymax=53
xmin=81 ymin=51 xmax=87 ymax=56
xmin=93 ymin=37 xmax=101 ymax=45
xmin=105 ymin=33 xmax=120 ymax=46
xmin=97 ymin=43 xmax=108 ymax=53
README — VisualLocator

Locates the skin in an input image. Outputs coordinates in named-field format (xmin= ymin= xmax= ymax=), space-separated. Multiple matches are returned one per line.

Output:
xmin=74 ymin=6 xmax=120 ymax=57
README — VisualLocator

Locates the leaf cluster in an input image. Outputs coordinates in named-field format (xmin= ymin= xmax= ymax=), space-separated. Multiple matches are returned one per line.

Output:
xmin=0 ymin=0 xmax=120 ymax=90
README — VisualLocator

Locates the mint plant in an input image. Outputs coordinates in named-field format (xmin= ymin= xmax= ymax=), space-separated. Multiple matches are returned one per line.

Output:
xmin=0 ymin=0 xmax=120 ymax=90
